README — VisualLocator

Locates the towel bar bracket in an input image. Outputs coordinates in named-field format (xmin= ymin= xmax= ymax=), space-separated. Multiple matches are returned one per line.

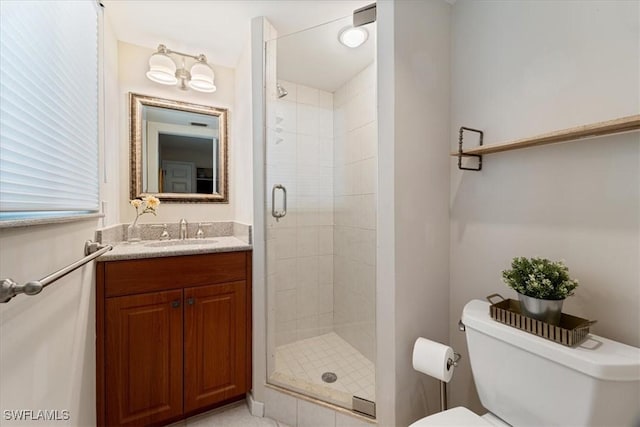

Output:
xmin=85 ymin=240 xmax=107 ymax=256
xmin=458 ymin=126 xmax=484 ymax=171
xmin=0 ymin=278 xmax=43 ymax=303
xmin=0 ymin=240 xmax=112 ymax=303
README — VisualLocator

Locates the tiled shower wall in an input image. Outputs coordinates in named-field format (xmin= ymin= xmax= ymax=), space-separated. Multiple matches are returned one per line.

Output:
xmin=267 ymin=80 xmax=335 ymax=347
xmin=332 ymin=63 xmax=377 ymax=362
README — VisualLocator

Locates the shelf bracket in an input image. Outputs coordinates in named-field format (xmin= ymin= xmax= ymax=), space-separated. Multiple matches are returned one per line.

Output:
xmin=458 ymin=127 xmax=483 ymax=171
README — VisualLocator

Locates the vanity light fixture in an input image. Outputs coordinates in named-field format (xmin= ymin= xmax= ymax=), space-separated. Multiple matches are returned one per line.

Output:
xmin=146 ymin=44 xmax=216 ymax=93
xmin=338 ymin=26 xmax=369 ymax=48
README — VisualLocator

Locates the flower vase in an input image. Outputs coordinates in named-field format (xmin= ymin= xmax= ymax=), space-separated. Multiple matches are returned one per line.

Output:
xmin=127 ymin=219 xmax=141 ymax=243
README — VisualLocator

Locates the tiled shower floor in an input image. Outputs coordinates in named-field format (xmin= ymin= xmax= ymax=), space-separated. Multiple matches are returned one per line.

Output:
xmin=270 ymin=332 xmax=375 ymax=409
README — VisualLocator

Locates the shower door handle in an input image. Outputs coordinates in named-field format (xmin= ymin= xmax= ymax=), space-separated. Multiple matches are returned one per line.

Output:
xmin=271 ymin=184 xmax=287 ymax=221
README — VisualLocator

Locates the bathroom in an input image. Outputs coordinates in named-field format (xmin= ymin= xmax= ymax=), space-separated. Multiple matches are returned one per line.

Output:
xmin=0 ymin=0 xmax=638 ymax=426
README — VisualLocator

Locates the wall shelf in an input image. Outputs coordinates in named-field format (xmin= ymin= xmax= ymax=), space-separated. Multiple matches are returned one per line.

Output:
xmin=452 ymin=115 xmax=640 ymax=163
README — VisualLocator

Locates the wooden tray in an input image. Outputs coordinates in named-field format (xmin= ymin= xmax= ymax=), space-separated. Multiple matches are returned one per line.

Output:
xmin=487 ymin=294 xmax=596 ymax=347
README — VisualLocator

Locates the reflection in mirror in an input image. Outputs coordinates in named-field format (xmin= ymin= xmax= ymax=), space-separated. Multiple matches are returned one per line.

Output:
xmin=144 ymin=106 xmax=218 ymax=194
xmin=130 ymin=93 xmax=228 ymax=202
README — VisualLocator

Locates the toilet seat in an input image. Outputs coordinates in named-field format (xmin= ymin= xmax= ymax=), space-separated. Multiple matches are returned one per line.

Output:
xmin=409 ymin=407 xmax=509 ymax=427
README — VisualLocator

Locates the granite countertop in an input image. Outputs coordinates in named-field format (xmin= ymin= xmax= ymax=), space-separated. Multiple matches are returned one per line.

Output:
xmin=97 ymin=236 xmax=252 ymax=262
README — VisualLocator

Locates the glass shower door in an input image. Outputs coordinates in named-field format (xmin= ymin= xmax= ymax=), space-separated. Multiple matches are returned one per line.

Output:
xmin=264 ymin=14 xmax=378 ymax=416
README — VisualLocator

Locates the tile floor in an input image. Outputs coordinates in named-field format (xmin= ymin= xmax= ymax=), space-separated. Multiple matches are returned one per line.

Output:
xmin=169 ymin=402 xmax=286 ymax=427
xmin=270 ymin=332 xmax=375 ymax=409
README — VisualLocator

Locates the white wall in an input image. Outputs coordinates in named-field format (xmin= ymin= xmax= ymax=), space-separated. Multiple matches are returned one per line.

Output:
xmin=449 ymin=0 xmax=640 ymax=413
xmin=117 ymin=41 xmax=237 ymax=224
xmin=0 ymin=222 xmax=100 ymax=427
xmin=0 ymin=10 xmax=120 ymax=426
xmin=101 ymin=6 xmax=122 ymax=227
xmin=377 ymin=1 xmax=452 ymax=425
xmin=375 ymin=2 xmax=396 ymax=423
xmin=233 ymin=39 xmax=254 ymax=225
xmin=393 ymin=2 xmax=452 ymax=425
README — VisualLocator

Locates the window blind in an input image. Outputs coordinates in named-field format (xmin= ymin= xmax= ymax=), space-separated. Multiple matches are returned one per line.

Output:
xmin=0 ymin=1 xmax=99 ymax=219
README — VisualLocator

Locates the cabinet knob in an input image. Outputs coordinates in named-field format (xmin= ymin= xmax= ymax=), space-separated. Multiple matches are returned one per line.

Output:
xmin=171 ymin=300 xmax=180 ymax=308
xmin=187 ymin=297 xmax=195 ymax=305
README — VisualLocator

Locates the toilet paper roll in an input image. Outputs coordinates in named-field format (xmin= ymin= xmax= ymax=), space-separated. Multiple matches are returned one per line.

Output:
xmin=412 ymin=337 xmax=455 ymax=383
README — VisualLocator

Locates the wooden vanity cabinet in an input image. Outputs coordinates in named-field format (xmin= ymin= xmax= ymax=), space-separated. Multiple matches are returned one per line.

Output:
xmin=96 ymin=251 xmax=252 ymax=427
xmin=105 ymin=289 xmax=184 ymax=426
xmin=184 ymin=281 xmax=247 ymax=413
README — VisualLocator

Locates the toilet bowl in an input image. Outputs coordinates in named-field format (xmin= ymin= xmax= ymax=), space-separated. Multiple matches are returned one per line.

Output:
xmin=410 ymin=300 xmax=640 ymax=427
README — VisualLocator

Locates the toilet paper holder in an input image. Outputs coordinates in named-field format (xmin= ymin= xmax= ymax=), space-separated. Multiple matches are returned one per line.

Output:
xmin=441 ymin=352 xmax=462 ymax=412
xmin=447 ymin=352 xmax=462 ymax=371
xmin=413 ymin=337 xmax=463 ymax=412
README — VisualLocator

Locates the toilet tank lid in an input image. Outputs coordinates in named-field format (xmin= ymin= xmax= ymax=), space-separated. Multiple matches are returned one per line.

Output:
xmin=462 ymin=300 xmax=640 ymax=381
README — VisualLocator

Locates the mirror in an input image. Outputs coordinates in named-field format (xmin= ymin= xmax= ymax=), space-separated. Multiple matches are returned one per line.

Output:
xmin=129 ymin=93 xmax=228 ymax=203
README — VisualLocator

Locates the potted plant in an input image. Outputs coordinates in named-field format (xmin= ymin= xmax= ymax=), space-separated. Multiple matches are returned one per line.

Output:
xmin=501 ymin=257 xmax=579 ymax=325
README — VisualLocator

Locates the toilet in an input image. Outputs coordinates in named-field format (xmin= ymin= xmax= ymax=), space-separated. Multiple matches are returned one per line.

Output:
xmin=411 ymin=300 xmax=640 ymax=426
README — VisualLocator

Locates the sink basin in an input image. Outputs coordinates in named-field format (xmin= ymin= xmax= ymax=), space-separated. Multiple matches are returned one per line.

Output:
xmin=145 ymin=238 xmax=219 ymax=248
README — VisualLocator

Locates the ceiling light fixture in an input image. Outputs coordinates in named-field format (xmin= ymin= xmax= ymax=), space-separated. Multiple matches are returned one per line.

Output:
xmin=338 ymin=26 xmax=369 ymax=48
xmin=146 ymin=44 xmax=216 ymax=93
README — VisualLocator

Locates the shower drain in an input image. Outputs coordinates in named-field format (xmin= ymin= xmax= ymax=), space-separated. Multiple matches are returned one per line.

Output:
xmin=321 ymin=372 xmax=338 ymax=383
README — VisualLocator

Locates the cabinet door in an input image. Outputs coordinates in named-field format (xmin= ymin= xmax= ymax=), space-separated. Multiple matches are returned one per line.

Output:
xmin=106 ymin=290 xmax=183 ymax=426
xmin=184 ymin=281 xmax=247 ymax=412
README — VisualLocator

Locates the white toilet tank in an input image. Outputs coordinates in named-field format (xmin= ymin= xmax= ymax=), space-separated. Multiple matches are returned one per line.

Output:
xmin=462 ymin=300 xmax=640 ymax=427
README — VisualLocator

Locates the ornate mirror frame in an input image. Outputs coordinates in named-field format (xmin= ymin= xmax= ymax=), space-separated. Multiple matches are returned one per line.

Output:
xmin=129 ymin=92 xmax=229 ymax=203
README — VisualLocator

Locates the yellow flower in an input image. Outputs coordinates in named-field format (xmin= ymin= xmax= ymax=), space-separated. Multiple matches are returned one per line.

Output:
xmin=130 ymin=199 xmax=142 ymax=209
xmin=143 ymin=195 xmax=160 ymax=209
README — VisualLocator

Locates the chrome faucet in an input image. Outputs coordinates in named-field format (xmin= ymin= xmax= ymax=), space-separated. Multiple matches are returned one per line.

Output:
xmin=196 ymin=222 xmax=213 ymax=239
xmin=179 ymin=219 xmax=188 ymax=240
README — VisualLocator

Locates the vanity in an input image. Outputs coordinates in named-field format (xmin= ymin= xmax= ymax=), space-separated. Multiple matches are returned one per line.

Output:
xmin=95 ymin=235 xmax=252 ymax=426
xmin=93 ymin=92 xmax=251 ymax=426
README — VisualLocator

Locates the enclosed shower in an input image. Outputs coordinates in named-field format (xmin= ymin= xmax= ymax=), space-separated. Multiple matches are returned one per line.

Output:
xmin=264 ymin=13 xmax=378 ymax=416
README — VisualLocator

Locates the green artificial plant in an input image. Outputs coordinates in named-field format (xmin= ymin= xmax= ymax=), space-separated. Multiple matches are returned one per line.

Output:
xmin=502 ymin=257 xmax=579 ymax=300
